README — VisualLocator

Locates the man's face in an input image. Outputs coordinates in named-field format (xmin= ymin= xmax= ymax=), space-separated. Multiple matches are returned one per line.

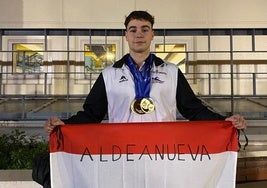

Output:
xmin=125 ymin=19 xmax=154 ymax=54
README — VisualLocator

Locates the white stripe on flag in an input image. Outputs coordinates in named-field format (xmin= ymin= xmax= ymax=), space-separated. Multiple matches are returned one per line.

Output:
xmin=51 ymin=152 xmax=237 ymax=188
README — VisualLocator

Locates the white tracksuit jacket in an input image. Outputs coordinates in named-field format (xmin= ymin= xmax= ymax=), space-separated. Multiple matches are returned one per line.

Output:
xmin=65 ymin=54 xmax=225 ymax=124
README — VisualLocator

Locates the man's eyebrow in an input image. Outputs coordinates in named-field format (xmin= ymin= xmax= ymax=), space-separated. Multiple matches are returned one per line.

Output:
xmin=128 ymin=25 xmax=151 ymax=30
xmin=141 ymin=25 xmax=151 ymax=29
xmin=128 ymin=26 xmax=137 ymax=30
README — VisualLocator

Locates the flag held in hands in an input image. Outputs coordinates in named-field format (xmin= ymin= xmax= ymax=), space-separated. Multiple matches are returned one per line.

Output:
xmin=50 ymin=121 xmax=238 ymax=188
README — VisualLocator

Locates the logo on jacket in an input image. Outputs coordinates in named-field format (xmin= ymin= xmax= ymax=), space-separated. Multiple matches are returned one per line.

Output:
xmin=152 ymin=76 xmax=164 ymax=83
xmin=119 ymin=75 xmax=128 ymax=83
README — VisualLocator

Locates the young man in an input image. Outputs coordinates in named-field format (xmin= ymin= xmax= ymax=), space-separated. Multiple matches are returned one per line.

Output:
xmin=45 ymin=10 xmax=246 ymax=132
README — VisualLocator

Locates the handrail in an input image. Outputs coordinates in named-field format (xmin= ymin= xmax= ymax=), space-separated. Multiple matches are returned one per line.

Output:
xmin=0 ymin=72 xmax=266 ymax=121
xmin=0 ymin=72 xmax=266 ymax=96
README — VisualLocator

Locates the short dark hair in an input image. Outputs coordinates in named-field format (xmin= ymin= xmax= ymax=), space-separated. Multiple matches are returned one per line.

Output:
xmin=124 ymin=11 xmax=155 ymax=28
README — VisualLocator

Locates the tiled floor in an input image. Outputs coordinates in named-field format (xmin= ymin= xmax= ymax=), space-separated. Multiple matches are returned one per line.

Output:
xmin=237 ymin=181 xmax=267 ymax=188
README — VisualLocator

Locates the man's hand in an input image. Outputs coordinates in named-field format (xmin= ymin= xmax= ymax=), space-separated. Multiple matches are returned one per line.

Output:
xmin=44 ymin=116 xmax=65 ymax=133
xmin=225 ymin=114 xmax=247 ymax=130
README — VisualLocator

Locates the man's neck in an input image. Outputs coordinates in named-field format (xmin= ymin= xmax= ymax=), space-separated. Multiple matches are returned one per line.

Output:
xmin=129 ymin=52 xmax=150 ymax=67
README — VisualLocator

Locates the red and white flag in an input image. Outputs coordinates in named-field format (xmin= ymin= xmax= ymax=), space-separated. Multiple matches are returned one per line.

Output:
xmin=50 ymin=121 xmax=238 ymax=188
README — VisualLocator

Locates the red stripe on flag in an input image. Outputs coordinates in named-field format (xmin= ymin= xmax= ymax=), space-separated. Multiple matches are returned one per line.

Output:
xmin=50 ymin=121 xmax=238 ymax=155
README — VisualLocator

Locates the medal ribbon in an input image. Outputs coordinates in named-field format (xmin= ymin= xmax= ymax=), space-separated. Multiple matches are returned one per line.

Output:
xmin=127 ymin=54 xmax=153 ymax=100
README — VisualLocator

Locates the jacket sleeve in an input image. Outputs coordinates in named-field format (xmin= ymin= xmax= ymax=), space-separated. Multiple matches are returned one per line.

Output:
xmin=63 ymin=73 xmax=108 ymax=124
xmin=176 ymin=69 xmax=226 ymax=120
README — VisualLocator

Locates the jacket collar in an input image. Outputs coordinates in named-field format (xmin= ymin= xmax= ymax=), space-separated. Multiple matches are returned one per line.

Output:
xmin=112 ymin=53 xmax=164 ymax=68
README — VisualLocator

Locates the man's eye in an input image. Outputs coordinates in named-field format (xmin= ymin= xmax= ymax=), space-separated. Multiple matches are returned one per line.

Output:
xmin=129 ymin=29 xmax=136 ymax=33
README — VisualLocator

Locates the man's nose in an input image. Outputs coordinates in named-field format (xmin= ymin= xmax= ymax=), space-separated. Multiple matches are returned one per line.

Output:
xmin=136 ymin=30 xmax=144 ymax=37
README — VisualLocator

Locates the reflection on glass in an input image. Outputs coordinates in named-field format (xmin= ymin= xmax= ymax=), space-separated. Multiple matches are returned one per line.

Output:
xmin=155 ymin=44 xmax=186 ymax=72
xmin=13 ymin=43 xmax=44 ymax=73
xmin=84 ymin=44 xmax=116 ymax=71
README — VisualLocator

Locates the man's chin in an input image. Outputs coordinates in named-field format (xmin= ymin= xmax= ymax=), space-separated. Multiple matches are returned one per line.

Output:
xmin=132 ymin=48 xmax=148 ymax=53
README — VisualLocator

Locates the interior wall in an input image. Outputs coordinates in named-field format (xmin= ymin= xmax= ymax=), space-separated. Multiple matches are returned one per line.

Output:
xmin=0 ymin=0 xmax=267 ymax=28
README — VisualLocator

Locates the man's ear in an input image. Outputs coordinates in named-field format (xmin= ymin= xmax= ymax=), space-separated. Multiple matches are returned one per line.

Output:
xmin=125 ymin=30 xmax=129 ymax=41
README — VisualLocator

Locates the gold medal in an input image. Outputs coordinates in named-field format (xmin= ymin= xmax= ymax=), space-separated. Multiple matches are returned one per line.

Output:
xmin=140 ymin=98 xmax=155 ymax=113
xmin=130 ymin=99 xmax=145 ymax=114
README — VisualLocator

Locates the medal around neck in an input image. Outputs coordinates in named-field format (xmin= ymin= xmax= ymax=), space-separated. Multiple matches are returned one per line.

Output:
xmin=130 ymin=99 xmax=145 ymax=114
xmin=140 ymin=98 xmax=155 ymax=113
xmin=128 ymin=54 xmax=155 ymax=114
xmin=130 ymin=98 xmax=155 ymax=114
